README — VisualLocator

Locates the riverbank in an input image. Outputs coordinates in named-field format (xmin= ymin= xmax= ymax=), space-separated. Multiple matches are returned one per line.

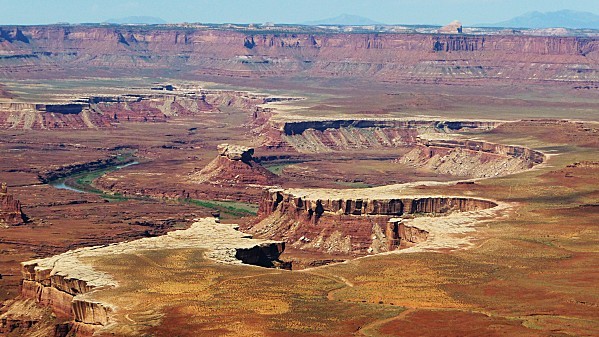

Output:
xmin=48 ymin=157 xmax=258 ymax=218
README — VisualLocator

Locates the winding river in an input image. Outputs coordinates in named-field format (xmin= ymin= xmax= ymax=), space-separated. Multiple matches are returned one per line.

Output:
xmin=50 ymin=161 xmax=139 ymax=194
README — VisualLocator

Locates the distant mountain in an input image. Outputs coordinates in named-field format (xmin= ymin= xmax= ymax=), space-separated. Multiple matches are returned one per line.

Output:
xmin=480 ymin=10 xmax=599 ymax=29
xmin=104 ymin=16 xmax=167 ymax=25
xmin=302 ymin=14 xmax=383 ymax=26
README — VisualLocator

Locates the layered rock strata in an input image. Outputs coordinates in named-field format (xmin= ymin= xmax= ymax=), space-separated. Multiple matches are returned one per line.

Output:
xmin=250 ymin=188 xmax=496 ymax=254
xmin=259 ymin=188 xmax=497 ymax=219
xmin=399 ymin=138 xmax=545 ymax=178
xmin=0 ymin=182 xmax=26 ymax=226
xmin=264 ymin=118 xmax=544 ymax=178
xmin=0 ymin=88 xmax=275 ymax=130
xmin=1 ymin=26 xmax=598 ymax=82
xmin=20 ymin=218 xmax=285 ymax=332
xmin=270 ymin=119 xmax=502 ymax=152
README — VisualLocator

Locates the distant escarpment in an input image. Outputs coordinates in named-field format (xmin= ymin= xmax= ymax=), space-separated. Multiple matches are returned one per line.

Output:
xmin=249 ymin=188 xmax=496 ymax=254
xmin=0 ymin=26 xmax=598 ymax=82
xmin=0 ymin=88 xmax=271 ymax=130
xmin=0 ymin=182 xmax=26 ymax=226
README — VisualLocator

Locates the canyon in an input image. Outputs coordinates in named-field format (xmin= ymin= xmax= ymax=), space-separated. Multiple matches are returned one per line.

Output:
xmin=0 ymin=23 xmax=597 ymax=337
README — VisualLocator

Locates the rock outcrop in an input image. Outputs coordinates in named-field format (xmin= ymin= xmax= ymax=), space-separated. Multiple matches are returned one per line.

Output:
xmin=248 ymin=188 xmax=496 ymax=254
xmin=439 ymin=21 xmax=463 ymax=34
xmin=218 ymin=143 xmax=255 ymax=161
xmin=20 ymin=218 xmax=285 ymax=334
xmin=190 ymin=144 xmax=278 ymax=186
xmin=0 ymin=183 xmax=26 ymax=226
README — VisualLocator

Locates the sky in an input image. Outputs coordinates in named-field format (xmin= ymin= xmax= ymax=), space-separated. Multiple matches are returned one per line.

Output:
xmin=1 ymin=0 xmax=598 ymax=26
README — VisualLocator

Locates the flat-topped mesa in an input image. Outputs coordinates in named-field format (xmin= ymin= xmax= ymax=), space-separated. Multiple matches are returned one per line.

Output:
xmin=20 ymin=218 xmax=285 ymax=334
xmin=265 ymin=118 xmax=545 ymax=178
xmin=0 ymin=182 xmax=26 ymax=226
xmin=190 ymin=144 xmax=278 ymax=186
xmin=280 ymin=119 xmax=500 ymax=136
xmin=250 ymin=188 xmax=497 ymax=255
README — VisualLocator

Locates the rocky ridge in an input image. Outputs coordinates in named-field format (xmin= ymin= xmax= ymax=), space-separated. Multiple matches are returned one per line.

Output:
xmin=262 ymin=117 xmax=544 ymax=178
xmin=269 ymin=119 xmax=503 ymax=152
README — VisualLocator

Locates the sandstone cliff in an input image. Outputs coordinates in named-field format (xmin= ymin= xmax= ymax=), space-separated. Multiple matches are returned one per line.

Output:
xmin=0 ymin=26 xmax=597 ymax=82
xmin=261 ymin=118 xmax=544 ymax=178
xmin=249 ymin=188 xmax=496 ymax=254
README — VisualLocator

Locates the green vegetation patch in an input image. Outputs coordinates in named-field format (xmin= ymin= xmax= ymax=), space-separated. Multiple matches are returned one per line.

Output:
xmin=182 ymin=198 xmax=258 ymax=218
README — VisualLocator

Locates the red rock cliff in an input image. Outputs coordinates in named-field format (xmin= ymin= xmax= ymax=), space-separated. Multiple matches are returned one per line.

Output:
xmin=249 ymin=188 xmax=496 ymax=254
xmin=1 ymin=26 xmax=597 ymax=82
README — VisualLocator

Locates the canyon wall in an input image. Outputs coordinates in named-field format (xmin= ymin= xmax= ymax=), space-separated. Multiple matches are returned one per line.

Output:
xmin=271 ymin=119 xmax=501 ymax=152
xmin=0 ymin=26 xmax=598 ymax=82
xmin=262 ymin=118 xmax=544 ymax=178
xmin=258 ymin=188 xmax=497 ymax=219
xmin=249 ymin=188 xmax=496 ymax=254
xmin=0 ymin=102 xmax=112 ymax=129
xmin=37 ymin=156 xmax=134 ymax=183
